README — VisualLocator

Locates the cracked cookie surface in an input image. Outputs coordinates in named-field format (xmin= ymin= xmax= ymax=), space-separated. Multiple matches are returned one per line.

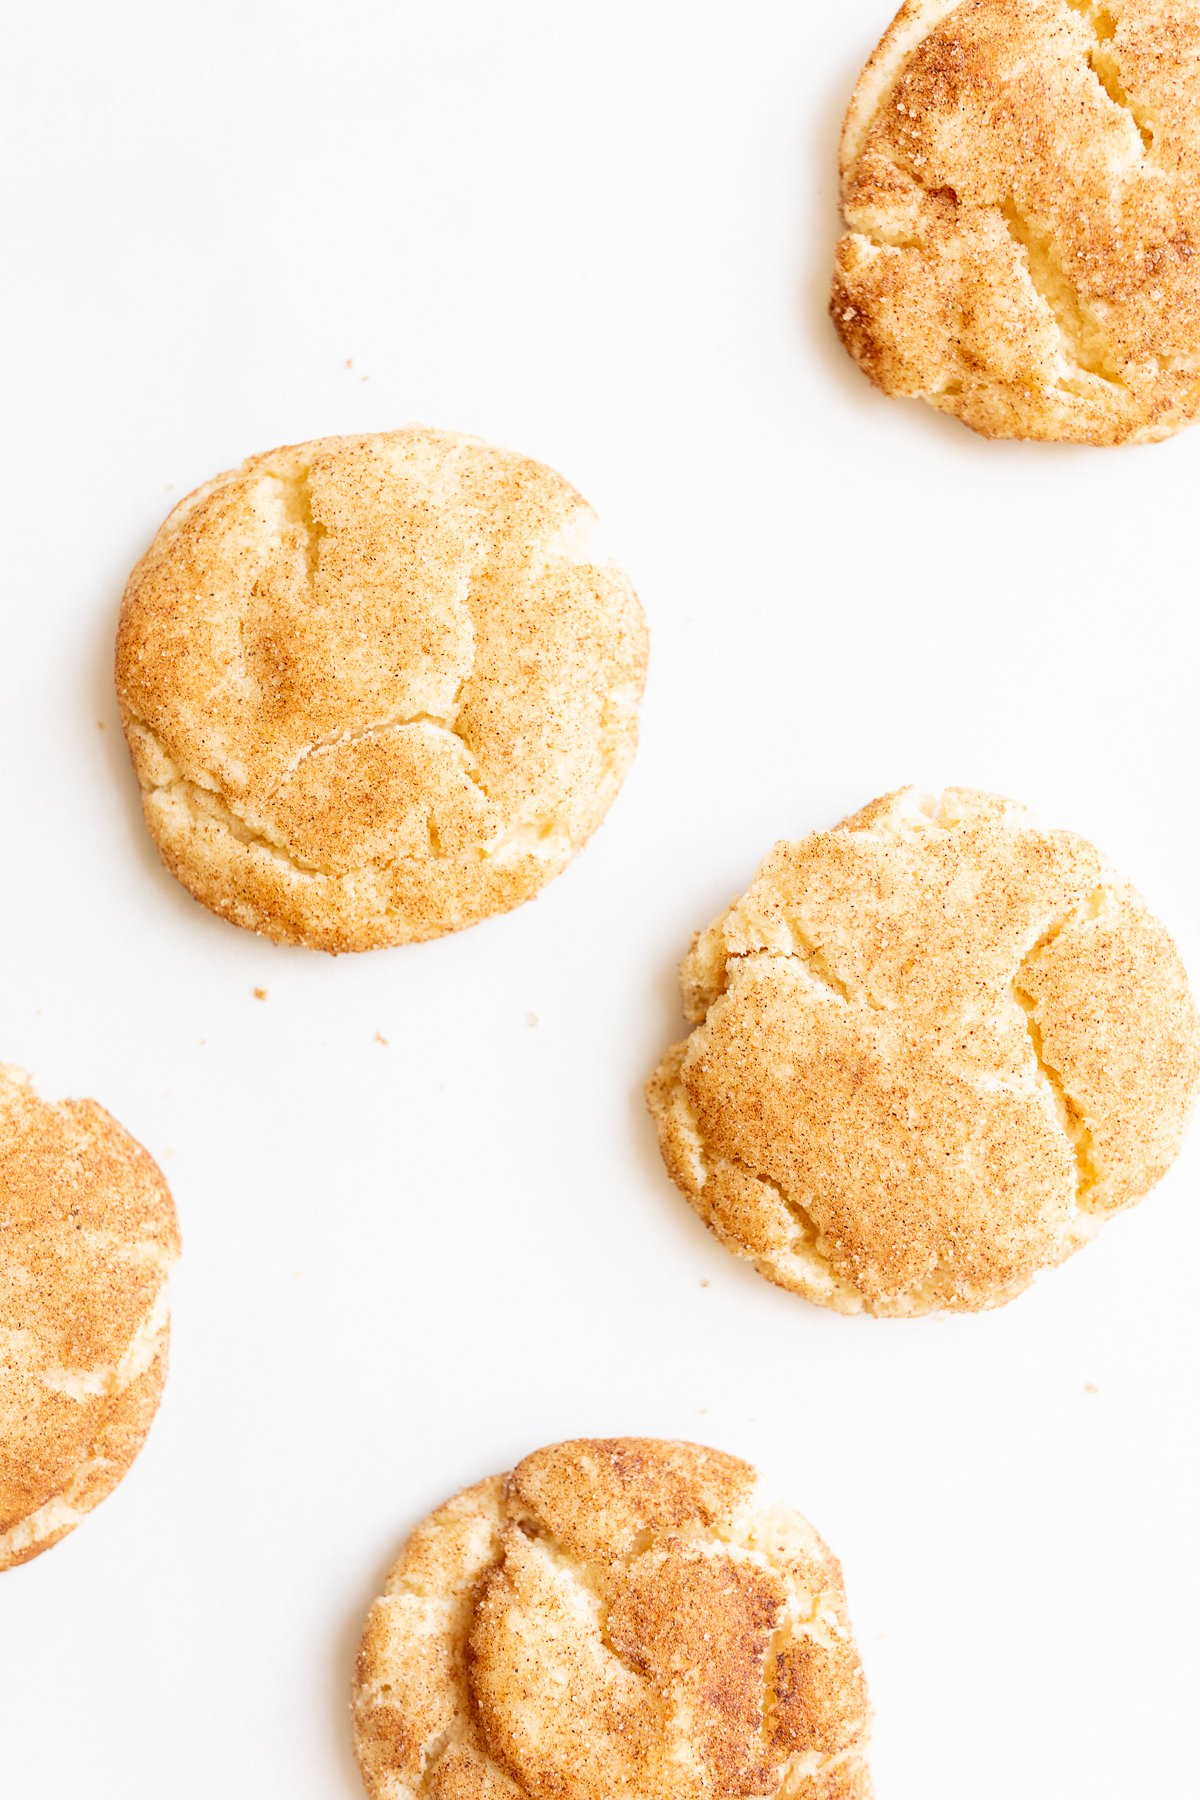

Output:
xmin=831 ymin=0 xmax=1200 ymax=442
xmin=353 ymin=1438 xmax=873 ymax=1800
xmin=116 ymin=427 xmax=648 ymax=950
xmin=0 ymin=1067 xmax=179 ymax=1570
xmin=646 ymin=789 xmax=1200 ymax=1316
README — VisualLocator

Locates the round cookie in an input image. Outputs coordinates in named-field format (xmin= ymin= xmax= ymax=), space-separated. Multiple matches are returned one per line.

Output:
xmin=831 ymin=0 xmax=1200 ymax=443
xmin=646 ymin=788 xmax=1200 ymax=1316
xmin=116 ymin=427 xmax=648 ymax=951
xmin=353 ymin=1438 xmax=873 ymax=1800
xmin=0 ymin=1067 xmax=179 ymax=1569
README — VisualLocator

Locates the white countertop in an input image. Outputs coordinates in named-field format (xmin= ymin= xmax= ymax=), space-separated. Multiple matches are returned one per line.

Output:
xmin=2 ymin=2 xmax=1197 ymax=1794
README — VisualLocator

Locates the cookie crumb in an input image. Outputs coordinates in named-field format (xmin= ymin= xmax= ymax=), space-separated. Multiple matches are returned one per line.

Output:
xmin=375 ymin=1032 xmax=390 ymax=1046
xmin=253 ymin=987 xmax=268 ymax=1001
xmin=1083 ymin=1382 xmax=1100 ymax=1395
xmin=344 ymin=357 xmax=354 ymax=368
xmin=526 ymin=1011 xmax=539 ymax=1028
xmin=700 ymin=1279 xmax=710 ymax=1289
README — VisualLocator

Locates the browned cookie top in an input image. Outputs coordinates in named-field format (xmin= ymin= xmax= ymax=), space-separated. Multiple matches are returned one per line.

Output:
xmin=354 ymin=1439 xmax=872 ymax=1800
xmin=832 ymin=0 xmax=1200 ymax=442
xmin=648 ymin=788 xmax=1200 ymax=1315
xmin=117 ymin=427 xmax=647 ymax=950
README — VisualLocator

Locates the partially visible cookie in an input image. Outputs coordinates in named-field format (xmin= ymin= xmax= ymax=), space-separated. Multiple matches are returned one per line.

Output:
xmin=353 ymin=1438 xmax=873 ymax=1800
xmin=647 ymin=788 xmax=1200 ymax=1316
xmin=116 ymin=427 xmax=648 ymax=952
xmin=0 ymin=1067 xmax=179 ymax=1569
xmin=831 ymin=0 xmax=1200 ymax=443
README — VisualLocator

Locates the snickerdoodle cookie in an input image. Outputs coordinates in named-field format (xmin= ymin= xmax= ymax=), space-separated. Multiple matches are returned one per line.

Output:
xmin=353 ymin=1438 xmax=873 ymax=1800
xmin=116 ymin=428 xmax=648 ymax=951
xmin=831 ymin=0 xmax=1200 ymax=443
xmin=0 ymin=1067 xmax=179 ymax=1570
xmin=647 ymin=789 xmax=1200 ymax=1316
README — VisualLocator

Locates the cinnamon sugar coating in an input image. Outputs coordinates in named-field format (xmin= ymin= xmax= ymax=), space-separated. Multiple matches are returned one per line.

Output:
xmin=116 ymin=427 xmax=647 ymax=950
xmin=647 ymin=788 xmax=1200 ymax=1315
xmin=0 ymin=1067 xmax=179 ymax=1569
xmin=353 ymin=1440 xmax=872 ymax=1800
xmin=832 ymin=0 xmax=1200 ymax=442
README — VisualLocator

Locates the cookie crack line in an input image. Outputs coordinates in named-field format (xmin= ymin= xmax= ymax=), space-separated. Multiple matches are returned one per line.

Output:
xmin=721 ymin=1149 xmax=845 ymax=1278
xmin=128 ymin=712 xmax=567 ymax=891
xmin=150 ymin=771 xmax=330 ymax=878
xmin=279 ymin=507 xmax=492 ymax=793
xmin=264 ymin=464 xmax=325 ymax=587
xmin=761 ymin=1615 xmax=867 ymax=1794
xmin=38 ymin=1283 xmax=170 ymax=1401
xmin=148 ymin=765 xmax=568 ymax=895
xmin=517 ymin=1499 xmax=842 ymax=1593
xmin=414 ymin=1724 xmax=460 ymax=1797
xmin=373 ymin=1518 xmax=680 ymax=1796
xmin=857 ymin=139 xmax=1127 ymax=391
xmin=1000 ymin=199 xmax=1125 ymax=386
xmin=284 ymin=696 xmax=490 ymax=800
xmin=121 ymin=708 xmax=329 ymax=876
xmin=510 ymin=1514 xmax=676 ymax=1701
xmin=847 ymin=219 xmax=922 ymax=254
xmin=0 ymin=1457 xmax=109 ymax=1564
xmin=728 ymin=937 xmax=881 ymax=1011
xmin=1012 ymin=906 xmax=1106 ymax=1209
xmin=671 ymin=1070 xmax=862 ymax=1306
xmin=245 ymin=456 xmax=494 ymax=795
xmin=0 ymin=1303 xmax=169 ymax=1565
xmin=844 ymin=46 xmax=1163 ymax=399
xmin=1011 ymin=980 xmax=1100 ymax=1209
xmin=259 ymin=461 xmax=490 ymax=796
xmin=1066 ymin=0 xmax=1155 ymax=152
xmin=507 ymin=1511 xmax=849 ymax=1784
